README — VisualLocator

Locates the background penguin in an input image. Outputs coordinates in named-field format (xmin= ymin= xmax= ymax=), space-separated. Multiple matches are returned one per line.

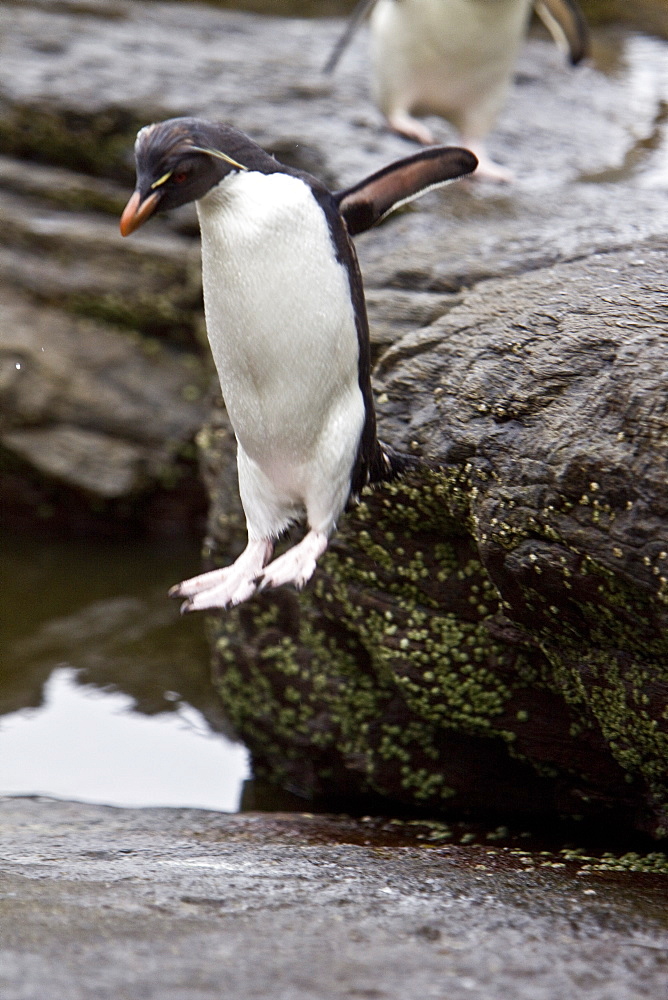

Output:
xmin=326 ymin=0 xmax=590 ymax=182
xmin=120 ymin=118 xmax=477 ymax=612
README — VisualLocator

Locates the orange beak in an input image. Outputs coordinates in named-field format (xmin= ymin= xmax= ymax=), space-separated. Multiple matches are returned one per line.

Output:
xmin=119 ymin=190 xmax=160 ymax=236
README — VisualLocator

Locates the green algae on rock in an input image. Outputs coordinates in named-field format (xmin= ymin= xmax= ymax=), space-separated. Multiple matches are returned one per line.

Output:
xmin=208 ymin=244 xmax=668 ymax=840
xmin=209 ymin=463 xmax=665 ymax=836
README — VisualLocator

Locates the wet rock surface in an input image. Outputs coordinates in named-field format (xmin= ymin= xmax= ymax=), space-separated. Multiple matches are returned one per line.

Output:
xmin=2 ymin=2 xmax=668 ymax=989
xmin=1 ymin=796 xmax=667 ymax=1000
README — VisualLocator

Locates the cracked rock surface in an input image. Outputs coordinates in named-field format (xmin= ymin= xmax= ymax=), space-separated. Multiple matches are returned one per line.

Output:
xmin=1 ymin=797 xmax=667 ymax=1000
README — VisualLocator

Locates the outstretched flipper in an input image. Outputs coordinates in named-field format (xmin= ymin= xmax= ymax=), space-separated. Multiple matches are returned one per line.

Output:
xmin=335 ymin=145 xmax=478 ymax=236
xmin=534 ymin=0 xmax=591 ymax=65
xmin=323 ymin=0 xmax=378 ymax=74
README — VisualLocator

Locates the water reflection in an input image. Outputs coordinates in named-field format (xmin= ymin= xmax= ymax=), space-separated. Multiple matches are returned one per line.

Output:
xmin=0 ymin=532 xmax=249 ymax=809
xmin=579 ymin=31 xmax=668 ymax=186
xmin=0 ymin=667 xmax=248 ymax=810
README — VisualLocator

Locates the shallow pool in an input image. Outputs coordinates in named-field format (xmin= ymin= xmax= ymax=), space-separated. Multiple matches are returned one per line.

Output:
xmin=0 ymin=532 xmax=249 ymax=811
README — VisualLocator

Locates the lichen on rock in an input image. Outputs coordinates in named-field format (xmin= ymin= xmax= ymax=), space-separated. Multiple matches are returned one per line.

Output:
xmin=208 ymin=243 xmax=668 ymax=839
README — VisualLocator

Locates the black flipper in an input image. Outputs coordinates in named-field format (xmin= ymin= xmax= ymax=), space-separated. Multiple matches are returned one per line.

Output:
xmin=534 ymin=0 xmax=591 ymax=65
xmin=323 ymin=0 xmax=378 ymax=74
xmin=335 ymin=146 xmax=478 ymax=237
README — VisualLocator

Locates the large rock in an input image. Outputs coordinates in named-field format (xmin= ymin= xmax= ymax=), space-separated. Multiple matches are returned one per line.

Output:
xmin=2 ymin=797 xmax=667 ymax=1000
xmin=0 ymin=288 xmax=209 ymax=533
xmin=208 ymin=240 xmax=668 ymax=839
xmin=200 ymin=16 xmax=667 ymax=835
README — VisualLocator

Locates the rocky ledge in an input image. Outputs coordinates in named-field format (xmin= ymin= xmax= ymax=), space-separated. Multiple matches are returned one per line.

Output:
xmin=2 ymin=797 xmax=667 ymax=1000
xmin=210 ymin=241 xmax=668 ymax=839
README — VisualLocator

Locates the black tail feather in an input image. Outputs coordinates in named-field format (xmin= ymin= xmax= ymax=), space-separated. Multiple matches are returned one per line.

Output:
xmin=370 ymin=440 xmax=420 ymax=485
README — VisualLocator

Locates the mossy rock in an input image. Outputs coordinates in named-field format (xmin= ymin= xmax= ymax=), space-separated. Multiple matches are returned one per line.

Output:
xmin=208 ymin=243 xmax=668 ymax=839
xmin=0 ymin=102 xmax=146 ymax=185
xmin=209 ymin=463 xmax=664 ymax=835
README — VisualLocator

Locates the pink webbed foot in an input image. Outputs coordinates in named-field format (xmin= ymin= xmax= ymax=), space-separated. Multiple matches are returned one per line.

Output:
xmin=258 ymin=530 xmax=329 ymax=593
xmin=169 ymin=538 xmax=273 ymax=613
xmin=461 ymin=140 xmax=513 ymax=184
xmin=387 ymin=111 xmax=435 ymax=146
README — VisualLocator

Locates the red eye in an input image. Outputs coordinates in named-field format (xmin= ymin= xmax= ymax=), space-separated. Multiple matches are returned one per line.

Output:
xmin=173 ymin=171 xmax=188 ymax=184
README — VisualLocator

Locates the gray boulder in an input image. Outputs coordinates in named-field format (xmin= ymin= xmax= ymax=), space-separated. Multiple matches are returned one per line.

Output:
xmin=209 ymin=240 xmax=668 ymax=838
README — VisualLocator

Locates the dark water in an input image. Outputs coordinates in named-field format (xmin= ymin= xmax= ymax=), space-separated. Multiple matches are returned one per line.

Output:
xmin=0 ymin=531 xmax=249 ymax=810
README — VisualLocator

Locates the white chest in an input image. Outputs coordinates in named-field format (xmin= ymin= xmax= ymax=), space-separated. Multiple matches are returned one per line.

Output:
xmin=371 ymin=0 xmax=532 ymax=88
xmin=195 ymin=171 xmax=362 ymax=463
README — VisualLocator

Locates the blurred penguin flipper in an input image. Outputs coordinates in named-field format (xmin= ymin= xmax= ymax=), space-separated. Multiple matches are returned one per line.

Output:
xmin=323 ymin=0 xmax=379 ymax=74
xmin=534 ymin=0 xmax=591 ymax=65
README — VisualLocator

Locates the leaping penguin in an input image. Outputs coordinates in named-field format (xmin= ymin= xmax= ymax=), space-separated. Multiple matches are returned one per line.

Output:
xmin=326 ymin=0 xmax=590 ymax=182
xmin=120 ymin=118 xmax=477 ymax=612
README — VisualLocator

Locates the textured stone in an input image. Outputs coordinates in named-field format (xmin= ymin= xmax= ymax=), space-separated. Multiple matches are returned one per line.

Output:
xmin=208 ymin=241 xmax=668 ymax=838
xmin=1 ymin=797 xmax=667 ymax=1000
xmin=0 ymin=291 xmax=209 ymax=532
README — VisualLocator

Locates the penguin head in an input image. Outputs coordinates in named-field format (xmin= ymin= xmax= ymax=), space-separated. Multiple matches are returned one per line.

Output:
xmin=120 ymin=117 xmax=253 ymax=236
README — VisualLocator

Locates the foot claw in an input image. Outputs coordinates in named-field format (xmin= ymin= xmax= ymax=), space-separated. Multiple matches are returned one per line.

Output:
xmin=256 ymin=530 xmax=328 ymax=594
xmin=176 ymin=578 xmax=259 ymax=613
xmin=168 ymin=538 xmax=273 ymax=612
